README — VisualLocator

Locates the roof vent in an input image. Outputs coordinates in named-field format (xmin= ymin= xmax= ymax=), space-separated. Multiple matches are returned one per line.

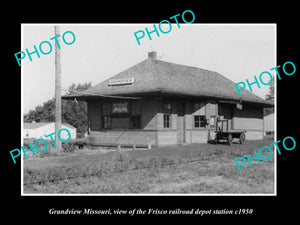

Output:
xmin=148 ymin=51 xmax=157 ymax=59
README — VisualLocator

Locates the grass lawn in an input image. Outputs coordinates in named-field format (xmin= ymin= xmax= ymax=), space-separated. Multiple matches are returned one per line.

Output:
xmin=23 ymin=139 xmax=275 ymax=194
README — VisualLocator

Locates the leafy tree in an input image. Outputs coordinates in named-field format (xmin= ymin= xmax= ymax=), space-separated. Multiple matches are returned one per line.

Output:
xmin=265 ymin=79 xmax=274 ymax=103
xmin=264 ymin=79 xmax=274 ymax=116
xmin=24 ymin=82 xmax=92 ymax=138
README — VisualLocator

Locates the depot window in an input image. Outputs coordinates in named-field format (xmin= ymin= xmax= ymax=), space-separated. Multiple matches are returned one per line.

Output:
xmin=194 ymin=115 xmax=206 ymax=128
xmin=193 ymin=102 xmax=206 ymax=128
xmin=163 ymin=102 xmax=172 ymax=128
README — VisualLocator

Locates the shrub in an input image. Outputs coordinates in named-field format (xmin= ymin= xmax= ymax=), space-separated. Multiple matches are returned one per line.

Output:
xmin=23 ymin=139 xmax=58 ymax=158
xmin=62 ymin=140 xmax=77 ymax=153
xmin=62 ymin=139 xmax=87 ymax=153
xmin=75 ymin=139 xmax=87 ymax=149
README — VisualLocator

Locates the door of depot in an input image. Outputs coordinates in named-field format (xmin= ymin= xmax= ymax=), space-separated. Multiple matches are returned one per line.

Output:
xmin=218 ymin=103 xmax=233 ymax=130
xmin=177 ymin=100 xmax=185 ymax=144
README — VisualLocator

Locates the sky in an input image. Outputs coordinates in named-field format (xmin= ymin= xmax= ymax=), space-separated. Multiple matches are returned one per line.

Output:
xmin=22 ymin=24 xmax=276 ymax=114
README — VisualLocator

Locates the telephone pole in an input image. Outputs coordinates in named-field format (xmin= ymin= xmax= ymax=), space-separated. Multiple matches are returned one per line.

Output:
xmin=54 ymin=25 xmax=62 ymax=152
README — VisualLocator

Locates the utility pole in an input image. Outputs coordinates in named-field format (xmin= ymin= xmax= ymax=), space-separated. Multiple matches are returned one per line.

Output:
xmin=54 ymin=25 xmax=62 ymax=152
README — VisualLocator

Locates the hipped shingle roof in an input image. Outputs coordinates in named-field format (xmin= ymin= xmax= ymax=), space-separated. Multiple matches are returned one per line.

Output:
xmin=62 ymin=58 xmax=273 ymax=107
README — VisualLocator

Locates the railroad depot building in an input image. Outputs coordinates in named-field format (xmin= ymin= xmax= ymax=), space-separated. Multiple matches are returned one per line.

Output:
xmin=62 ymin=52 xmax=273 ymax=147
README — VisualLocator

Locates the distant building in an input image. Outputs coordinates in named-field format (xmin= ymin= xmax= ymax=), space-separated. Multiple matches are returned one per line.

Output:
xmin=63 ymin=52 xmax=273 ymax=147
xmin=263 ymin=113 xmax=274 ymax=135
xmin=23 ymin=122 xmax=76 ymax=140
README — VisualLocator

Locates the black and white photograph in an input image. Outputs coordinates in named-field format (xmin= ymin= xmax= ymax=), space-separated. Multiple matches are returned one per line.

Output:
xmin=21 ymin=24 xmax=276 ymax=195
xmin=4 ymin=5 xmax=298 ymax=220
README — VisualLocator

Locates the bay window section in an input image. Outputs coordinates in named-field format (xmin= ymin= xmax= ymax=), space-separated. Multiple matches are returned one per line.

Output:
xmin=102 ymin=101 xmax=141 ymax=129
xmin=102 ymin=102 xmax=112 ymax=129
xmin=130 ymin=101 xmax=141 ymax=129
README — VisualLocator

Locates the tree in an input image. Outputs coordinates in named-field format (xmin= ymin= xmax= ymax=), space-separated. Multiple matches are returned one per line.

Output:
xmin=264 ymin=79 xmax=274 ymax=116
xmin=24 ymin=82 xmax=92 ymax=138
xmin=265 ymin=79 xmax=274 ymax=103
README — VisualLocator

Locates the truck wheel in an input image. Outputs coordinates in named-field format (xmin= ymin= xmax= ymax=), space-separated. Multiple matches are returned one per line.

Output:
xmin=239 ymin=133 xmax=245 ymax=144
xmin=228 ymin=134 xmax=233 ymax=145
xmin=215 ymin=137 xmax=219 ymax=144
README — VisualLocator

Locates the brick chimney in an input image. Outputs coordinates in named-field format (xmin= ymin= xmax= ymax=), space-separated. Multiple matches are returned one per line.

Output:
xmin=148 ymin=51 xmax=157 ymax=59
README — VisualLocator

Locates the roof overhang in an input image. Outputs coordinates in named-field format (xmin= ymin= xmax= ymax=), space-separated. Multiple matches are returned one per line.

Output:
xmin=61 ymin=93 xmax=141 ymax=101
xmin=62 ymin=90 xmax=274 ymax=108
